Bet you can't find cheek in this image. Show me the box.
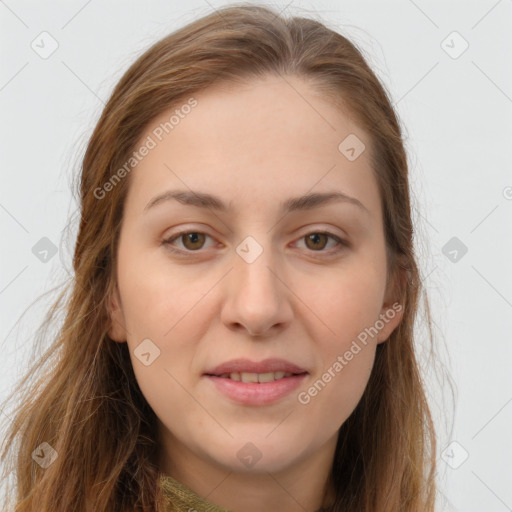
[294,263,384,419]
[305,259,386,344]
[117,245,210,338]
[120,274,205,432]
[115,254,206,412]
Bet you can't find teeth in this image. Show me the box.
[241,372,259,383]
[257,372,275,383]
[219,371,296,382]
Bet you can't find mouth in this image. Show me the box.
[205,371,308,382]
[203,358,309,405]
[204,357,309,378]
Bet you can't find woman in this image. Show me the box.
[0,3,438,511]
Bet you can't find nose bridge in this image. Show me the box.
[222,234,292,335]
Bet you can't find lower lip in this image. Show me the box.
[205,374,308,405]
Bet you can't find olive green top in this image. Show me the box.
[159,473,233,512]
[158,473,332,512]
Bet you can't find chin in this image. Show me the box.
[206,436,302,474]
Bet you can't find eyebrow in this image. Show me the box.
[143,189,369,215]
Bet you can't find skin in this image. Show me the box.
[108,74,404,512]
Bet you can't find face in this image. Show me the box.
[108,74,403,478]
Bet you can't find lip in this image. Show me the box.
[204,358,308,376]
[205,373,308,405]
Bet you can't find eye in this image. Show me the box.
[293,231,348,255]
[162,231,216,253]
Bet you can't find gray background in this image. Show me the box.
[1,1,511,510]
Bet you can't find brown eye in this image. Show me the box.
[163,231,215,254]
[304,233,329,251]
[294,231,347,257]
[180,232,206,250]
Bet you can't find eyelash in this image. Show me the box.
[161,229,349,258]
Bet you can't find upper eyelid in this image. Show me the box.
[163,222,348,239]
[166,231,217,248]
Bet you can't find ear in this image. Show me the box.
[375,262,408,344]
[107,283,127,343]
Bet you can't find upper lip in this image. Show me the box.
[204,358,308,376]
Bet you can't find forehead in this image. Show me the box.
[124,75,381,220]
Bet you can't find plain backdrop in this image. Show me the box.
[1,1,511,510]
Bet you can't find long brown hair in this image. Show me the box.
[1,3,440,510]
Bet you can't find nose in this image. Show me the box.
[220,243,293,338]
